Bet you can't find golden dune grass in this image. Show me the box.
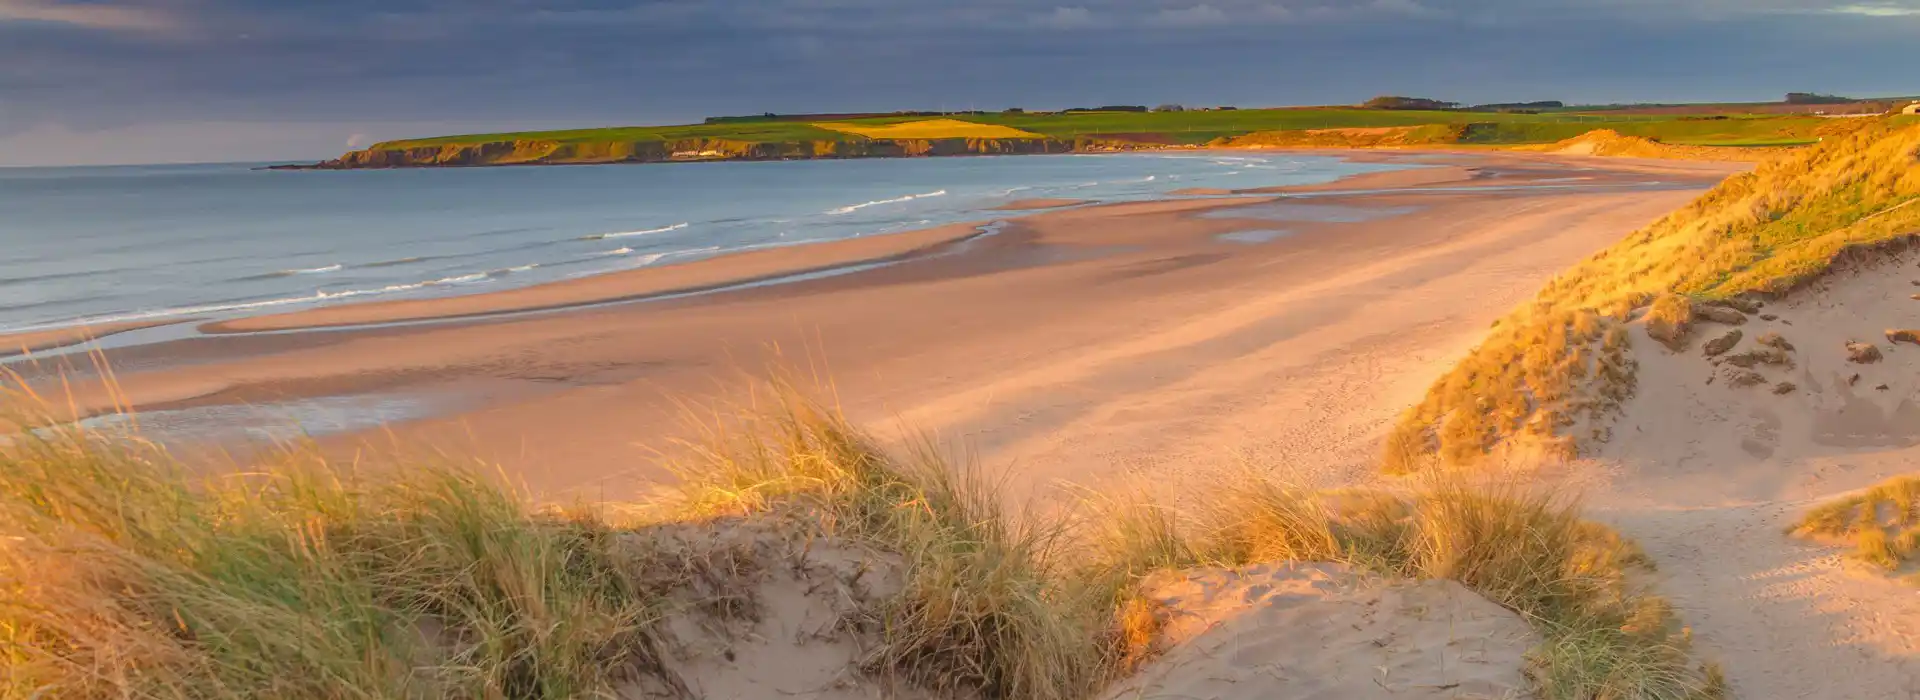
[811,119,1045,140]
[2,380,1723,699]
[1385,118,1920,472]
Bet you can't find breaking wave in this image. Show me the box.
[827,190,946,215]
[580,222,690,240]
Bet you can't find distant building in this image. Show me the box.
[1904,102,1920,115]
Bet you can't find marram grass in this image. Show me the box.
[3,385,1720,699]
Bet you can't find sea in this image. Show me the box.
[0,152,1404,338]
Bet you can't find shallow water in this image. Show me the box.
[1216,229,1292,244]
[0,153,1405,336]
[76,393,444,444]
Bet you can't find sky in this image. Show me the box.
[0,0,1916,166]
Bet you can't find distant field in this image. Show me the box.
[355,105,1863,160]
[812,118,1044,139]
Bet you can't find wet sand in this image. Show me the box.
[25,151,1747,501]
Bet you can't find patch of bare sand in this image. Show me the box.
[626,522,917,700]
[1107,562,1533,700]
[1585,252,1920,699]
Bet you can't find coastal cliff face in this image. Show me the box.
[288,136,1114,169]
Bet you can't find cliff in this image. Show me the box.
[280,136,1121,170]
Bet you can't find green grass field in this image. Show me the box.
[369,107,1841,151]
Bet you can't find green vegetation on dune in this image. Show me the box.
[1385,118,1920,471]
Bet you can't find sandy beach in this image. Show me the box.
[15,150,1742,501]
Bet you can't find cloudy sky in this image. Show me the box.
[1,0,1915,165]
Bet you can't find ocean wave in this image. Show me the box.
[0,268,111,288]
[594,247,635,257]
[827,190,946,215]
[363,256,432,268]
[485,263,540,278]
[580,222,690,241]
[664,245,721,259]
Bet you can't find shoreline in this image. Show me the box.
[199,157,1458,335]
[13,149,1397,350]
[197,220,1007,334]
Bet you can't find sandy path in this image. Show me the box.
[1573,254,1920,699]
[1608,503,1920,698]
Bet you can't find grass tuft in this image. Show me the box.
[664,384,1123,700]
[1791,475,1920,580]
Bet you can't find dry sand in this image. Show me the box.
[631,524,913,699]
[1105,562,1534,700]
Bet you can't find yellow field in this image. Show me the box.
[812,118,1045,139]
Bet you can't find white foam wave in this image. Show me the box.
[280,264,342,276]
[487,263,540,277]
[664,245,721,258]
[594,247,634,257]
[827,190,946,215]
[581,222,689,240]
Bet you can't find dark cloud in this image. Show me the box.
[0,0,1915,164]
